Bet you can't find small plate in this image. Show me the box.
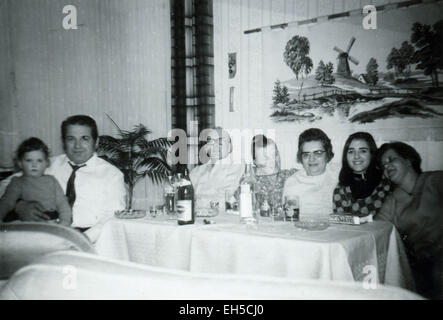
[294,219,329,231]
[115,210,146,219]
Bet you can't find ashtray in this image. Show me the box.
[195,201,219,217]
[115,209,146,219]
[294,219,330,231]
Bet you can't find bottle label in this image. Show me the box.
[165,194,175,212]
[177,200,192,221]
[178,180,192,187]
[240,193,253,218]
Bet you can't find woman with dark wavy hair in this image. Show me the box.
[376,142,443,300]
[333,132,391,216]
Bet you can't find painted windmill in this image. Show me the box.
[333,37,359,77]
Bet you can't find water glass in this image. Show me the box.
[225,190,239,214]
[284,195,300,222]
[149,205,165,218]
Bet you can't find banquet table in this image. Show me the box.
[93,213,415,290]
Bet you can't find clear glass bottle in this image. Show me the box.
[177,169,195,225]
[239,164,258,224]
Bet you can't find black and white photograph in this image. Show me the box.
[0,0,442,303]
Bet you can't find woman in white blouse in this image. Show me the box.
[282,128,339,219]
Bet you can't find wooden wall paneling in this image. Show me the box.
[360,0,374,9]
[270,0,286,25]
[249,0,264,29]
[344,0,362,11]
[1,0,171,206]
[318,0,335,17]
[308,0,319,19]
[248,31,263,131]
[262,0,272,27]
[284,0,296,23]
[229,0,243,130]
[373,0,391,5]
[333,0,345,14]
[241,0,251,131]
[295,0,309,21]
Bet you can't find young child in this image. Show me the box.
[0,137,72,226]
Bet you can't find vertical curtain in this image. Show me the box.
[171,0,215,167]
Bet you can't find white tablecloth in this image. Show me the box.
[93,214,415,290]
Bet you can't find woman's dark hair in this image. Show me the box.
[61,115,98,142]
[377,142,422,174]
[296,128,334,163]
[16,137,50,161]
[339,132,381,185]
[252,134,269,161]
[251,134,281,170]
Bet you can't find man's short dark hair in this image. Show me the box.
[16,137,50,161]
[61,115,98,142]
[297,128,334,163]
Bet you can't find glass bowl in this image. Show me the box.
[115,209,147,219]
[195,201,220,217]
[294,217,330,231]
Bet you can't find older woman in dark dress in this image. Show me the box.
[376,142,443,299]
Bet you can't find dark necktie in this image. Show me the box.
[66,163,86,207]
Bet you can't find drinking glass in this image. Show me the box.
[165,174,179,219]
[269,205,281,222]
[225,190,239,214]
[284,195,300,222]
[149,205,165,218]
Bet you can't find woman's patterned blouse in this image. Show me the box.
[332,178,392,216]
[254,168,298,209]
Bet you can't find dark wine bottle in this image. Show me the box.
[177,168,195,225]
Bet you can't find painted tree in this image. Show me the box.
[283,35,311,80]
[272,79,282,107]
[386,48,400,77]
[411,20,443,87]
[281,85,290,104]
[315,60,335,85]
[272,79,290,107]
[366,58,379,85]
[386,41,415,77]
[399,41,415,76]
[302,56,313,78]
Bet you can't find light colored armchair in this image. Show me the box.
[0,250,423,300]
[0,222,94,280]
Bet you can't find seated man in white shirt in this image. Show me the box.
[190,127,244,214]
[2,115,126,241]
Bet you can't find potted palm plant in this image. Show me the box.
[97,114,172,213]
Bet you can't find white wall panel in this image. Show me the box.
[0,0,171,207]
